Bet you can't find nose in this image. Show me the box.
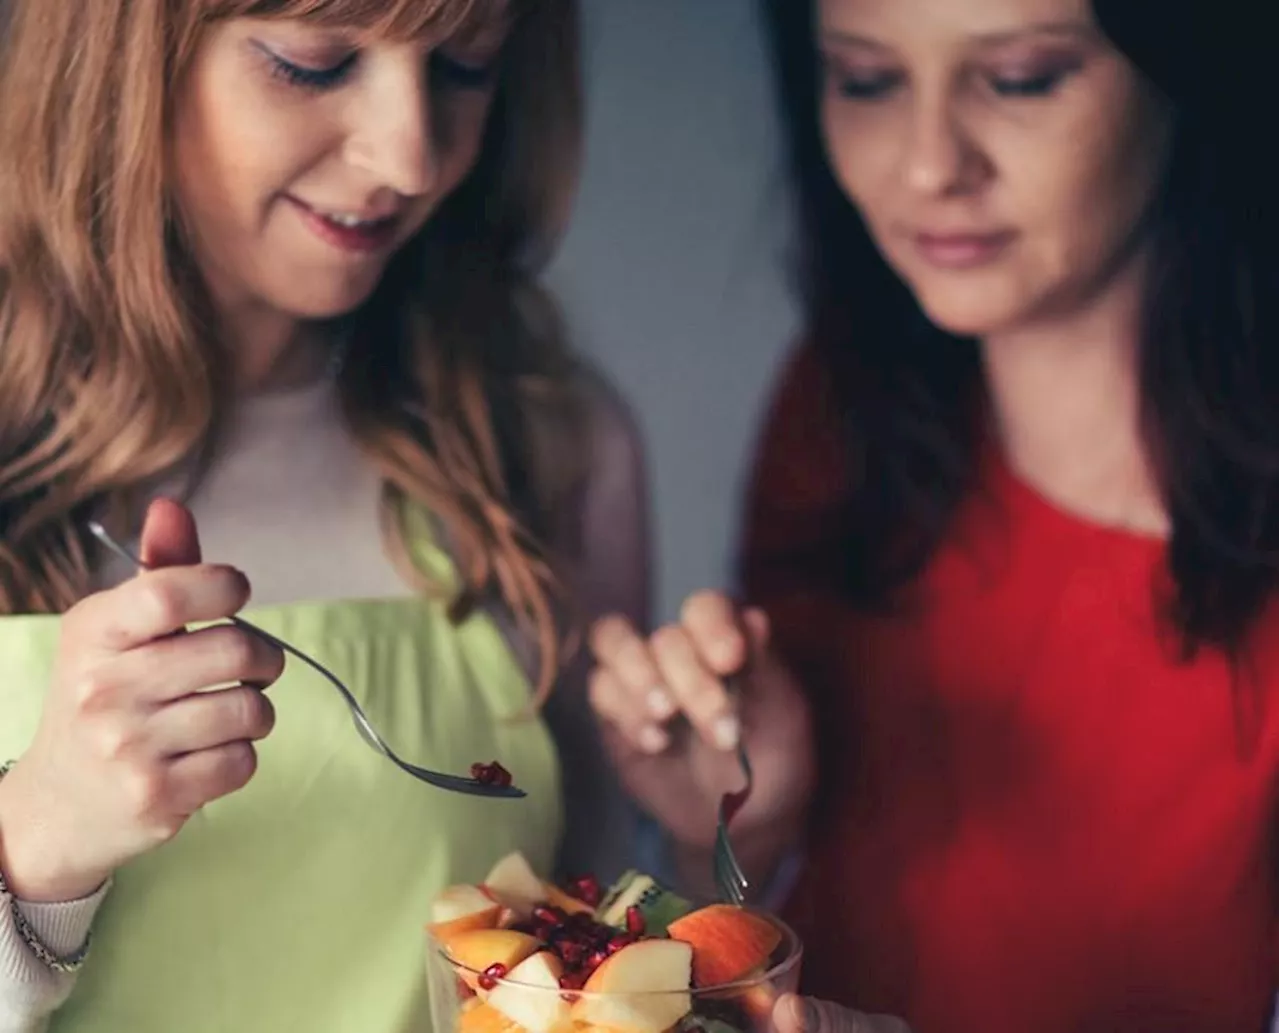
[344,62,438,198]
[899,94,980,198]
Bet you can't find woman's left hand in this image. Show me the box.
[774,994,914,1033]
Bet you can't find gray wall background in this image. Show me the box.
[548,0,800,622]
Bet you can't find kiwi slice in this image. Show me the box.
[596,870,692,935]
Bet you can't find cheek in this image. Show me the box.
[432,95,494,193]
[1021,107,1166,281]
[822,105,899,235]
[175,73,324,231]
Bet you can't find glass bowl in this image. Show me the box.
[426,909,802,1033]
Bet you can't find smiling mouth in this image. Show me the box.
[288,197,402,254]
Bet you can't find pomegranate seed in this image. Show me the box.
[625,906,646,935]
[470,762,489,780]
[568,874,602,906]
[533,905,564,926]
[606,934,633,955]
[477,962,508,991]
[585,949,608,970]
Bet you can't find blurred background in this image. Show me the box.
[547,0,799,621]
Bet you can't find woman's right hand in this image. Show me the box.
[0,499,283,903]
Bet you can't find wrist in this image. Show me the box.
[0,761,110,904]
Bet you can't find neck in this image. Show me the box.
[216,299,334,394]
[980,254,1167,536]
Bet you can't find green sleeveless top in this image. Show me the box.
[0,530,563,1032]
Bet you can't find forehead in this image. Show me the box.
[817,0,1095,45]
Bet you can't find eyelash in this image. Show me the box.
[266,50,497,93]
[831,69,1068,101]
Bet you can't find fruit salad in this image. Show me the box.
[424,852,801,1033]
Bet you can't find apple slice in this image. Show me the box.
[666,905,781,987]
[483,851,548,918]
[487,951,571,1033]
[445,930,541,994]
[571,939,692,1033]
[428,884,502,944]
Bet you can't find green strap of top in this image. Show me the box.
[0,528,563,1033]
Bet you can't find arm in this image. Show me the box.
[542,368,652,885]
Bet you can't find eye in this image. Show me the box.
[989,70,1067,98]
[265,50,358,91]
[826,69,903,101]
[430,51,498,91]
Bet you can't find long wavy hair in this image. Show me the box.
[758,0,1276,659]
[0,0,583,701]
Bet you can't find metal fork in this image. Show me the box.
[712,675,753,905]
[87,521,525,800]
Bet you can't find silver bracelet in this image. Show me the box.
[0,760,92,974]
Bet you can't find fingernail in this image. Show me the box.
[646,688,674,718]
[712,714,739,751]
[638,726,668,754]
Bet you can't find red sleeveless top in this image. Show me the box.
[740,345,1276,1033]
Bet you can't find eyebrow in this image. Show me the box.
[820,20,1094,51]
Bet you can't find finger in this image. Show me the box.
[115,623,285,703]
[680,591,749,675]
[773,995,912,1033]
[139,498,202,569]
[650,624,738,751]
[149,685,276,756]
[165,740,259,814]
[587,667,669,755]
[72,564,252,652]
[589,615,673,721]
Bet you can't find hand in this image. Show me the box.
[774,994,914,1033]
[587,591,814,872]
[0,499,284,902]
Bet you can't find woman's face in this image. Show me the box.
[170,11,506,324]
[816,0,1172,337]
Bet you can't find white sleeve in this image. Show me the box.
[0,886,108,1033]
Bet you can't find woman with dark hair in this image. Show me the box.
[588,1,1276,1031]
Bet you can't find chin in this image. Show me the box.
[269,277,384,322]
[907,280,1030,339]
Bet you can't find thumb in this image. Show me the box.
[772,994,913,1033]
[138,497,202,569]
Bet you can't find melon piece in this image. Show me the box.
[487,951,571,1033]
[571,939,692,1033]
[484,851,547,918]
[542,882,594,916]
[429,884,502,943]
[446,929,541,993]
[666,906,782,988]
[457,1002,523,1033]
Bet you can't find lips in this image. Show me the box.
[287,196,401,255]
[910,229,1016,269]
